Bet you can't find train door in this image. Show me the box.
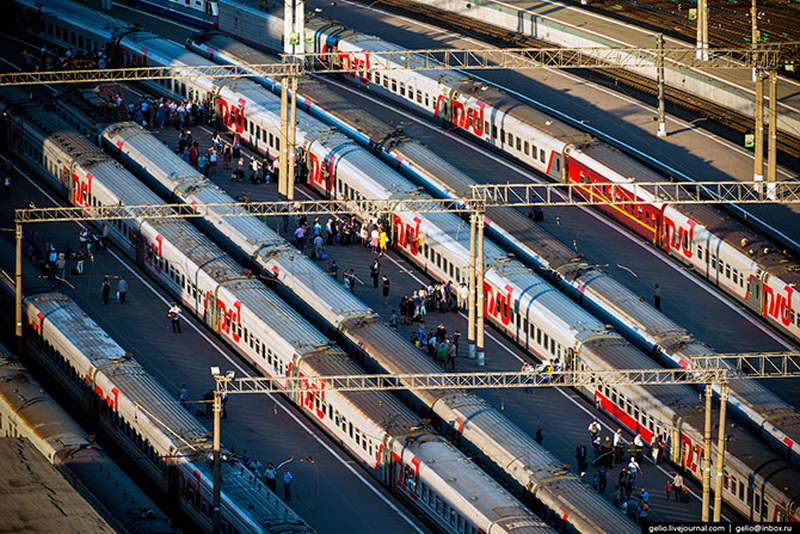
[204,290,219,332]
[744,271,763,313]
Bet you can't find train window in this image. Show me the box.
[763,498,770,518]
[507,132,514,146]
[391,79,397,93]
[442,257,448,273]
[524,141,530,156]
[373,72,380,84]
[725,264,731,279]
[540,148,545,163]
[425,95,430,108]
[710,256,717,270]
[732,270,738,284]
[492,124,498,139]
[536,328,542,346]
[738,481,745,499]
[455,267,460,282]
[399,82,406,97]
[416,89,422,103]
[754,493,761,513]
[349,421,353,438]
[516,137,522,151]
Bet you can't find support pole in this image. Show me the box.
[286,73,298,201]
[713,383,728,522]
[702,383,712,522]
[467,213,476,359]
[696,0,708,60]
[766,68,778,200]
[212,387,222,534]
[751,0,759,81]
[753,70,764,193]
[656,33,667,137]
[279,73,290,198]
[475,213,485,367]
[15,222,23,348]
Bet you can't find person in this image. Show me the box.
[327,259,338,280]
[588,418,601,440]
[651,434,664,464]
[381,275,390,305]
[312,233,324,259]
[575,442,588,476]
[282,467,293,502]
[627,457,641,489]
[220,391,228,419]
[168,302,182,333]
[446,342,456,371]
[55,252,66,278]
[179,384,188,407]
[597,465,608,494]
[653,284,662,311]
[250,457,263,478]
[613,428,625,466]
[294,225,306,252]
[452,331,461,355]
[534,426,543,445]
[101,277,111,305]
[370,258,380,288]
[389,309,399,330]
[633,432,646,463]
[378,228,387,256]
[241,449,251,467]
[457,283,468,310]
[100,223,109,249]
[672,472,684,502]
[264,463,277,493]
[117,276,128,304]
[436,341,448,369]
[636,499,649,526]
[347,269,356,294]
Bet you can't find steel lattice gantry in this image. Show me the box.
[13,180,800,226]
[0,45,797,86]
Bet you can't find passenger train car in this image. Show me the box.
[129,0,218,28]
[185,32,800,464]
[0,342,174,533]
[1,94,558,534]
[10,0,800,523]
[216,0,800,345]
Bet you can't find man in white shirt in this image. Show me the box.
[168,303,182,333]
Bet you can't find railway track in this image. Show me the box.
[348,0,800,159]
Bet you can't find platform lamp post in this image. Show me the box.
[210,367,235,534]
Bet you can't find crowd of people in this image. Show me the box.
[577,417,686,526]
[22,44,110,73]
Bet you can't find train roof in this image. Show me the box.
[0,438,116,533]
[25,293,212,454]
[14,0,131,41]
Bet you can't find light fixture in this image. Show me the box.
[225,370,235,379]
[210,366,220,376]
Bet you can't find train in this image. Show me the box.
[215,0,800,346]
[1,93,560,534]
[128,0,218,28]
[0,341,174,533]
[184,32,800,464]
[9,0,800,524]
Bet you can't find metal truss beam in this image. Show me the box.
[14,197,480,223]
[1,45,797,86]
[471,180,800,206]
[214,367,729,394]
[691,351,800,377]
[14,180,799,223]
